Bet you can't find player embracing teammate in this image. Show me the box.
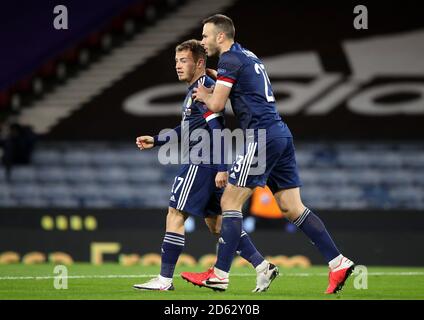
[134,39,278,293]
[180,14,355,294]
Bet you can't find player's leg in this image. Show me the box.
[181,184,252,291]
[274,187,354,293]
[204,214,221,236]
[134,164,195,291]
[234,225,279,293]
[161,207,188,279]
[204,212,278,292]
[133,207,187,291]
[270,137,354,293]
[182,184,253,290]
[181,140,279,291]
[274,187,341,262]
[214,183,252,278]
[183,165,254,279]
[159,164,206,283]
[205,213,266,268]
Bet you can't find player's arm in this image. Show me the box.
[193,53,240,113]
[153,125,181,146]
[203,109,228,188]
[193,83,230,113]
[136,125,181,150]
[204,111,227,172]
[136,136,154,150]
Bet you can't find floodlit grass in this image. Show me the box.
[1,264,423,300]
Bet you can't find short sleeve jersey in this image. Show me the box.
[216,43,292,138]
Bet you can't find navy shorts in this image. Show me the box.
[228,136,302,193]
[169,164,223,217]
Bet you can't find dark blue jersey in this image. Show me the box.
[217,43,292,138]
[154,75,226,171]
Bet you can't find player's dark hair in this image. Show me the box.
[175,39,207,63]
[202,14,235,39]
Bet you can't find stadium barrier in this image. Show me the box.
[0,209,423,266]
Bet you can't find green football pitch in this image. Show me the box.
[0,264,423,300]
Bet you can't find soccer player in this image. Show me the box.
[181,15,355,294]
[133,39,278,292]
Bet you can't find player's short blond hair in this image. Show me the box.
[175,39,207,63]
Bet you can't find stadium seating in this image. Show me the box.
[0,142,423,209]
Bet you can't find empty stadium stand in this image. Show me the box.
[1,142,422,210]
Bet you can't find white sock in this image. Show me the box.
[214,267,229,279]
[255,260,269,273]
[158,274,173,283]
[328,254,344,270]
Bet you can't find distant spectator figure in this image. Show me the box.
[0,122,37,181]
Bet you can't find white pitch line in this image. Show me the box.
[1,272,424,281]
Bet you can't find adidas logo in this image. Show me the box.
[230,172,236,179]
[170,195,176,202]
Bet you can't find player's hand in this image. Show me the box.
[136,136,154,150]
[215,171,228,189]
[192,83,212,103]
[206,68,217,80]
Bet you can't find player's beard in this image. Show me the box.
[207,43,219,57]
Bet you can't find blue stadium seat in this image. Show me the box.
[411,171,424,186]
[401,152,424,168]
[338,199,369,209]
[143,197,170,208]
[103,184,138,199]
[83,198,114,208]
[315,169,350,186]
[118,150,157,166]
[328,186,363,201]
[10,166,37,182]
[295,150,314,168]
[301,186,330,202]
[380,170,414,186]
[33,150,62,166]
[389,187,422,202]
[10,183,41,199]
[345,169,383,186]
[65,167,97,183]
[50,197,81,208]
[37,167,67,183]
[96,167,129,184]
[337,151,370,168]
[367,152,403,168]
[18,197,50,208]
[63,151,92,166]
[39,184,73,200]
[0,185,12,203]
[99,184,139,207]
[127,167,163,183]
[71,183,104,200]
[312,149,339,168]
[0,168,6,182]
[0,198,20,207]
[91,151,122,166]
[299,170,321,185]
